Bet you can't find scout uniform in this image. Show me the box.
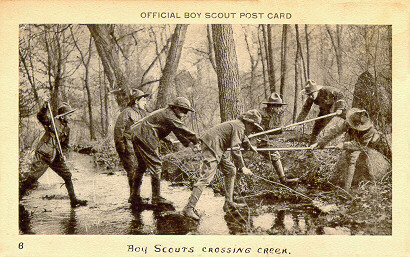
[19,102,87,208]
[315,108,391,191]
[129,97,199,206]
[297,80,345,144]
[258,93,297,183]
[114,89,149,202]
[182,109,263,220]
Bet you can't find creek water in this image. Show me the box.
[19,152,339,235]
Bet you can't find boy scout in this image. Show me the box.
[311,108,391,191]
[297,80,345,144]
[259,93,298,184]
[19,102,87,208]
[129,97,199,206]
[114,88,150,203]
[182,109,263,220]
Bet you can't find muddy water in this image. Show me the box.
[19,152,332,235]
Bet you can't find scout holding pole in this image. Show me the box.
[249,111,340,139]
[46,101,65,162]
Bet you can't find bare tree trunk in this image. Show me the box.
[85,39,95,140]
[243,26,258,108]
[280,24,288,99]
[295,25,307,82]
[156,24,188,109]
[326,25,343,83]
[266,24,276,93]
[206,25,217,72]
[71,28,96,140]
[99,64,105,137]
[305,24,310,79]
[212,24,242,122]
[88,24,130,109]
[293,25,301,122]
[19,50,40,108]
[258,25,269,99]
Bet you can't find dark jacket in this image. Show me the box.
[297,86,344,122]
[317,121,391,160]
[36,104,70,161]
[114,106,147,140]
[130,107,199,150]
[200,120,247,169]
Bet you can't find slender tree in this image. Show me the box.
[279,24,288,99]
[71,28,95,140]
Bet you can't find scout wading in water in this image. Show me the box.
[129,97,200,207]
[182,109,263,221]
[114,88,150,203]
[19,102,87,208]
[297,80,345,144]
[311,108,392,191]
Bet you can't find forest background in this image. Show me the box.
[18,24,392,152]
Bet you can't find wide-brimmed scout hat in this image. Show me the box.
[169,97,195,112]
[346,108,373,131]
[57,103,76,118]
[239,109,263,131]
[262,92,287,105]
[301,80,322,95]
[128,88,150,106]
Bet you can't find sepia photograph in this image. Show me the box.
[18,24,392,235]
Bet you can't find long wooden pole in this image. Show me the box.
[254,146,340,151]
[47,102,65,161]
[249,111,338,139]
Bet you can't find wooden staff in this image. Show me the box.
[46,102,65,161]
[249,111,339,139]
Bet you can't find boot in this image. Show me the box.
[129,171,145,204]
[273,160,299,184]
[151,172,173,206]
[65,179,87,208]
[182,186,203,220]
[344,164,356,192]
[223,175,246,212]
[19,176,37,200]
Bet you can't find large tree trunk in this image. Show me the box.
[280,24,288,99]
[156,24,188,109]
[88,24,130,109]
[212,24,242,122]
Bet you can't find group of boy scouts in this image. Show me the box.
[19,79,391,221]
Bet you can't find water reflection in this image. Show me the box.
[61,209,77,234]
[224,208,251,235]
[129,208,144,235]
[251,208,317,235]
[19,204,34,234]
[155,211,198,235]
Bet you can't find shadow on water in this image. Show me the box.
[19,151,328,235]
